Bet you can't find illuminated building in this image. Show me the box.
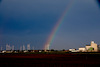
[79,47,86,52]
[85,41,98,52]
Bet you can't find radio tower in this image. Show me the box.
[12,45,14,50]
[1,46,2,51]
[6,44,11,50]
[23,45,25,50]
[20,46,22,51]
[27,44,30,50]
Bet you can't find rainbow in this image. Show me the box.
[44,0,74,50]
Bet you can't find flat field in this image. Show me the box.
[0,53,100,67]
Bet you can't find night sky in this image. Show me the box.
[0,0,100,50]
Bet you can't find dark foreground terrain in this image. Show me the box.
[0,53,100,67]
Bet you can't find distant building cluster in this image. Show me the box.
[0,44,34,53]
[0,44,32,53]
[69,41,99,52]
[6,44,14,51]
[0,41,100,53]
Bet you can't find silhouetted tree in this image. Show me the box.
[62,49,65,51]
[88,47,94,52]
[51,49,54,51]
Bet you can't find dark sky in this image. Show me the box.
[96,0,100,8]
[0,0,2,2]
[0,0,100,50]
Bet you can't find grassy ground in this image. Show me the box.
[0,52,100,67]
